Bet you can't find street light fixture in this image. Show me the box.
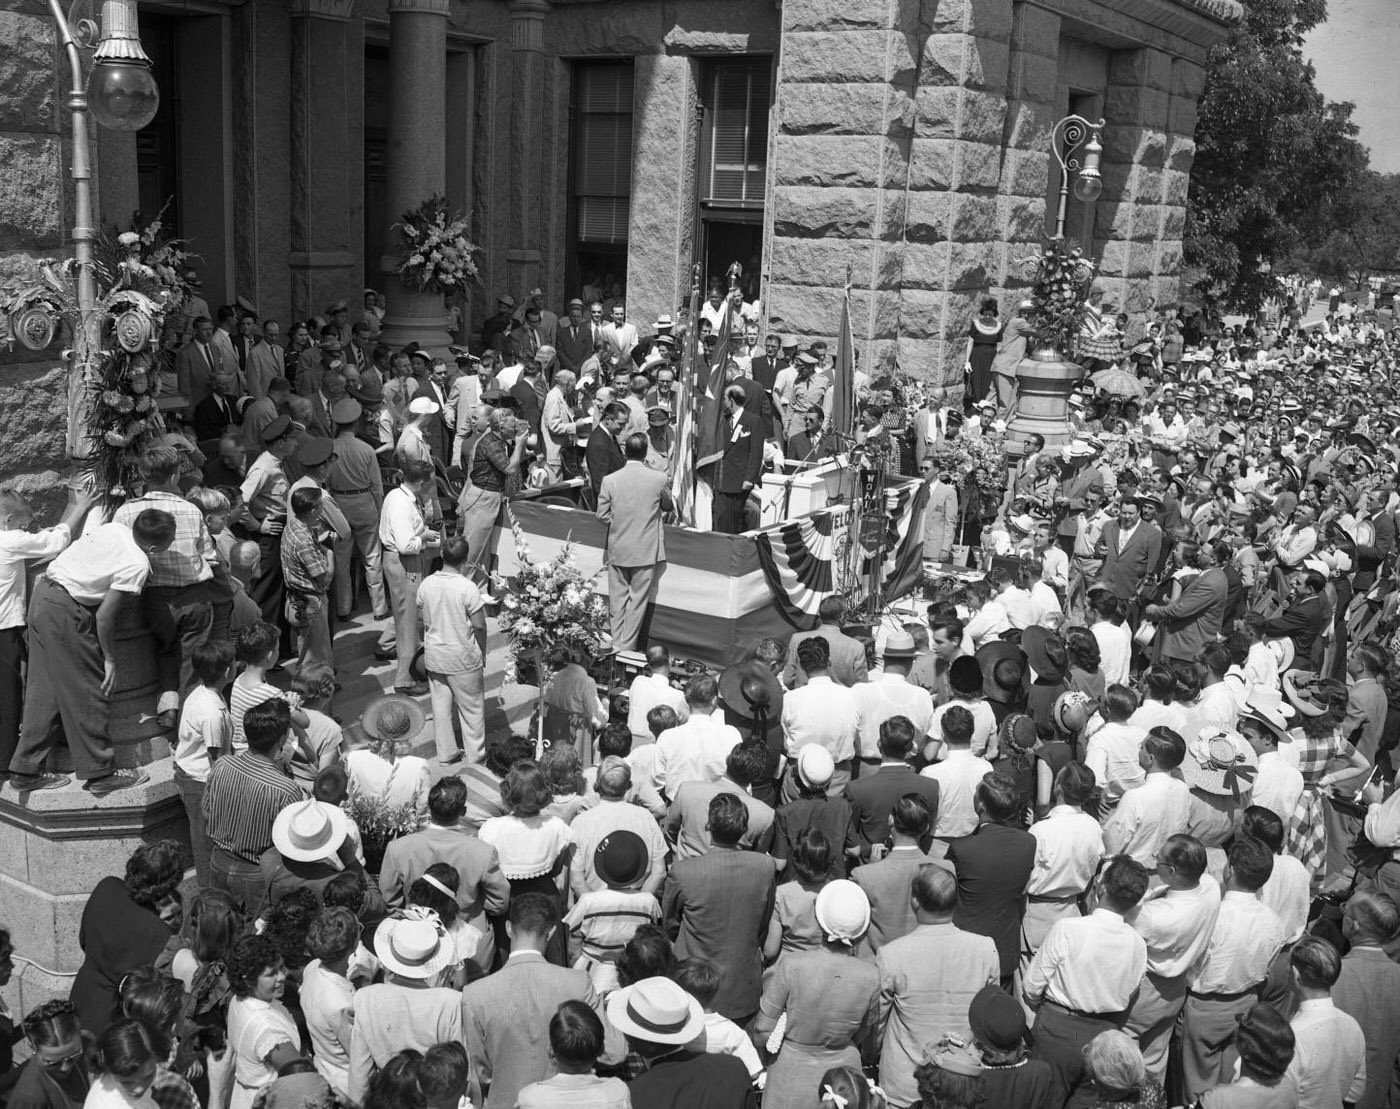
[43,0,159,455]
[1050,114,1105,239]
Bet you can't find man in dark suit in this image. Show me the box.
[1262,567,1330,669]
[709,384,764,534]
[845,717,940,860]
[508,358,547,441]
[461,894,620,1109]
[554,298,596,375]
[1096,497,1163,603]
[411,358,452,460]
[509,306,547,366]
[585,402,628,503]
[946,773,1036,986]
[230,312,257,377]
[662,793,776,1022]
[598,433,674,652]
[192,366,243,442]
[1352,500,1397,591]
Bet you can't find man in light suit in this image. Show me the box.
[446,354,483,468]
[709,385,764,535]
[175,316,233,417]
[461,893,620,1109]
[541,369,585,482]
[852,793,945,956]
[554,298,596,375]
[923,466,960,563]
[378,777,509,972]
[245,320,283,401]
[600,302,639,366]
[598,433,674,652]
[780,594,870,688]
[912,386,951,471]
[1096,497,1163,603]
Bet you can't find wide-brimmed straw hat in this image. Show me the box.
[374,909,455,980]
[271,798,349,863]
[1183,728,1258,798]
[607,977,706,1045]
[361,693,427,746]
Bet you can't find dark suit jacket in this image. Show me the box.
[712,410,765,494]
[411,379,452,459]
[585,426,625,499]
[626,1053,756,1109]
[662,846,775,1019]
[508,378,545,440]
[555,320,597,373]
[192,392,240,442]
[1263,592,1329,665]
[846,764,940,857]
[946,820,1036,980]
[1097,520,1163,601]
[749,354,780,393]
[730,376,767,422]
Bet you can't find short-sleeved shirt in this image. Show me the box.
[174,685,231,782]
[47,522,150,604]
[0,523,70,629]
[468,430,513,492]
[416,570,485,674]
[112,491,215,587]
[281,515,329,595]
[240,452,289,522]
[230,677,286,751]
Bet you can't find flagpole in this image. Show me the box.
[669,263,704,525]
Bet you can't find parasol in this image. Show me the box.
[1090,367,1147,399]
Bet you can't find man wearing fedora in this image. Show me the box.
[609,976,754,1108]
[262,796,362,907]
[850,631,935,771]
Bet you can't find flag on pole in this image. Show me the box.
[695,268,742,471]
[830,270,856,439]
[669,265,704,526]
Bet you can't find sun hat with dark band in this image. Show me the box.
[272,798,350,863]
[606,976,706,1045]
[373,909,454,980]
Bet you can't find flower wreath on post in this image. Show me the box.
[392,195,482,295]
[491,508,610,756]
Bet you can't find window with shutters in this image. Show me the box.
[701,58,771,209]
[568,60,634,297]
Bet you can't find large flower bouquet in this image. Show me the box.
[0,209,193,502]
[1018,238,1096,355]
[491,510,610,682]
[932,431,1009,520]
[393,195,481,294]
[343,785,422,874]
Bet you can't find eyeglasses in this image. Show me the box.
[39,1047,85,1070]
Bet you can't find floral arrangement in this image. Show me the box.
[1018,238,1096,355]
[393,195,481,294]
[343,785,422,874]
[491,509,610,683]
[931,431,1009,527]
[0,209,194,502]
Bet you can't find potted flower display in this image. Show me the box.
[1005,238,1095,451]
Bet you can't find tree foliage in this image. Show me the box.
[1292,171,1400,282]
[1183,0,1369,311]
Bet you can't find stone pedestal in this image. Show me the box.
[378,0,452,353]
[1006,348,1080,450]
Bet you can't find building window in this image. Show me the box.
[702,58,770,208]
[568,60,634,298]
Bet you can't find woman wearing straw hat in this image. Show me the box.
[346,694,431,825]
[752,880,880,1109]
[346,909,463,1105]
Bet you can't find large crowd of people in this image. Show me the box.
[0,274,1398,1109]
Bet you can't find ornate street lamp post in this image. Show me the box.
[45,0,160,456]
[1050,115,1104,240]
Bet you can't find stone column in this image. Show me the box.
[289,0,358,321]
[505,0,549,301]
[378,0,451,352]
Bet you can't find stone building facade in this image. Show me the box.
[0,0,1239,498]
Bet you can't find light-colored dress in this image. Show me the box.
[346,748,431,821]
[226,995,302,1109]
[758,949,881,1109]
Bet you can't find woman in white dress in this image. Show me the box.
[224,936,303,1109]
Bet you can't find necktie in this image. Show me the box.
[202,343,215,374]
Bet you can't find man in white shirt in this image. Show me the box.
[1088,591,1131,688]
[1023,856,1150,1108]
[1242,806,1310,944]
[1189,642,1239,738]
[920,706,993,838]
[1023,763,1105,978]
[415,537,486,765]
[780,636,861,797]
[1125,834,1222,1081]
[378,459,439,696]
[0,487,94,777]
[653,674,742,801]
[9,511,176,796]
[600,303,639,365]
[1239,704,1304,824]
[1102,728,1192,867]
[1083,685,1148,811]
[625,645,688,746]
[1180,837,1287,1103]
[850,632,934,768]
[1286,935,1367,1109]
[1127,665,1192,734]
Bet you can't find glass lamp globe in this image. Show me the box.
[1074,173,1103,203]
[87,60,160,131]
